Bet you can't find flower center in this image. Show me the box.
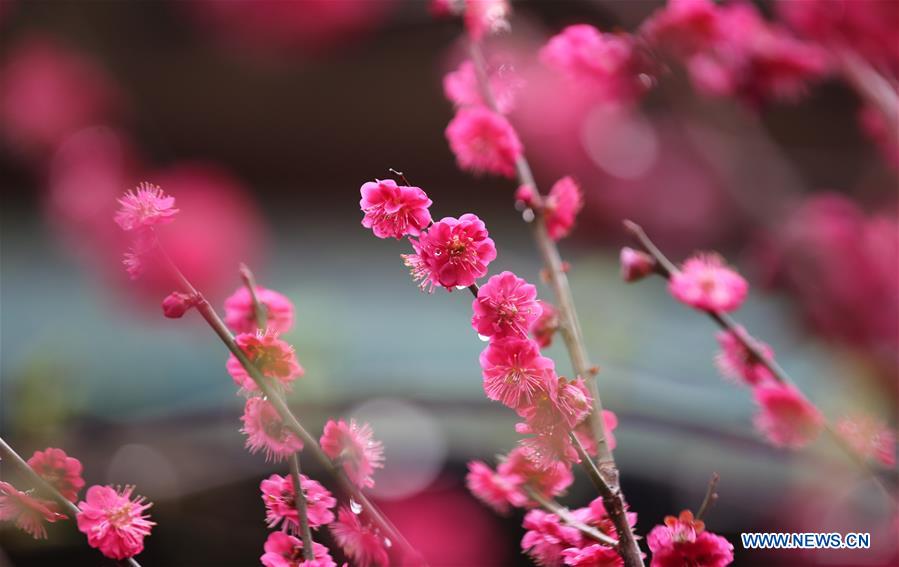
[107,503,133,528]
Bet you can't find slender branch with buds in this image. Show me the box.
[695,473,720,521]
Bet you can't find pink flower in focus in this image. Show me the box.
[714,328,775,386]
[752,384,824,449]
[836,416,896,467]
[562,543,622,566]
[75,485,154,560]
[114,182,179,232]
[498,447,574,503]
[669,253,748,312]
[479,337,555,410]
[641,0,723,57]
[443,59,519,114]
[27,447,85,502]
[620,247,655,283]
[540,25,651,105]
[465,460,527,514]
[241,396,304,462]
[532,300,559,348]
[260,473,336,531]
[226,331,304,392]
[544,176,584,241]
[0,481,66,539]
[472,271,542,340]
[224,285,295,334]
[161,291,199,319]
[405,213,497,291]
[446,106,523,177]
[320,419,384,489]
[464,0,511,40]
[359,179,433,239]
[647,510,734,567]
[261,531,336,567]
[521,509,583,567]
[330,506,390,567]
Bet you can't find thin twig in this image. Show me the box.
[0,437,143,567]
[239,263,268,329]
[524,486,619,548]
[289,453,315,560]
[695,473,719,521]
[468,39,618,490]
[623,219,897,506]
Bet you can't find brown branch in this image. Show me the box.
[289,453,315,560]
[695,473,719,521]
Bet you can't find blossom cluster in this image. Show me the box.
[0,447,155,561]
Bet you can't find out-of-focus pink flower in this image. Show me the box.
[574,409,620,457]
[540,25,651,105]
[836,416,896,467]
[479,337,554,410]
[544,176,583,241]
[858,105,899,170]
[226,331,303,392]
[777,0,899,75]
[330,506,389,567]
[76,485,154,560]
[562,543,621,566]
[261,531,336,567]
[224,285,295,334]
[755,194,898,370]
[465,460,527,514]
[0,481,66,539]
[320,419,384,489]
[404,214,497,291]
[520,376,592,431]
[531,300,559,348]
[114,182,179,232]
[446,106,523,177]
[683,3,829,104]
[241,396,303,462]
[464,0,511,40]
[27,448,85,502]
[260,473,336,530]
[641,0,723,57]
[620,247,655,283]
[443,59,519,114]
[521,509,583,567]
[0,36,120,160]
[498,447,573,503]
[752,384,824,449]
[714,328,775,387]
[161,291,199,319]
[359,179,433,240]
[472,271,541,340]
[647,510,734,567]
[669,253,748,313]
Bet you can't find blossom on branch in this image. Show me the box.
[226,331,304,392]
[669,253,748,313]
[241,396,304,462]
[647,510,733,567]
[404,213,497,291]
[359,179,433,240]
[479,336,555,410]
[76,485,154,560]
[260,473,336,531]
[752,383,823,449]
[224,285,295,334]
[446,106,522,178]
[27,447,85,502]
[330,506,390,567]
[472,271,542,340]
[261,531,336,567]
[320,419,384,489]
[0,481,66,539]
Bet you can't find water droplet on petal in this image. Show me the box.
[455,285,468,290]
[384,537,392,548]
[522,209,535,222]
[349,498,363,514]
[477,333,490,342]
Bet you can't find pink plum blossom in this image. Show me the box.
[443,59,519,114]
[521,509,583,567]
[498,447,573,503]
[226,331,304,392]
[76,485,154,560]
[465,460,527,514]
[669,253,748,313]
[224,285,295,334]
[320,419,384,489]
[464,0,511,40]
[479,337,555,410]
[619,247,655,283]
[836,416,896,467]
[27,447,85,502]
[752,384,824,449]
[445,106,523,177]
[330,506,390,567]
[404,213,497,291]
[641,0,723,57]
[114,182,179,232]
[0,481,66,539]
[574,409,620,457]
[543,176,584,241]
[260,473,336,531]
[562,543,621,566]
[714,328,775,386]
[532,300,559,348]
[472,271,542,340]
[647,510,734,567]
[359,179,433,239]
[261,531,336,567]
[241,396,304,462]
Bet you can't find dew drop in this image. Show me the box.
[350,498,363,514]
[477,333,490,342]
[522,209,535,222]
[455,285,468,290]
[384,537,392,548]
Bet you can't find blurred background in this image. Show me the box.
[0,1,896,566]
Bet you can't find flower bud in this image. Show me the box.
[162,292,197,319]
[620,247,655,282]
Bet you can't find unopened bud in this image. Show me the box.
[162,292,199,319]
[620,247,655,282]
